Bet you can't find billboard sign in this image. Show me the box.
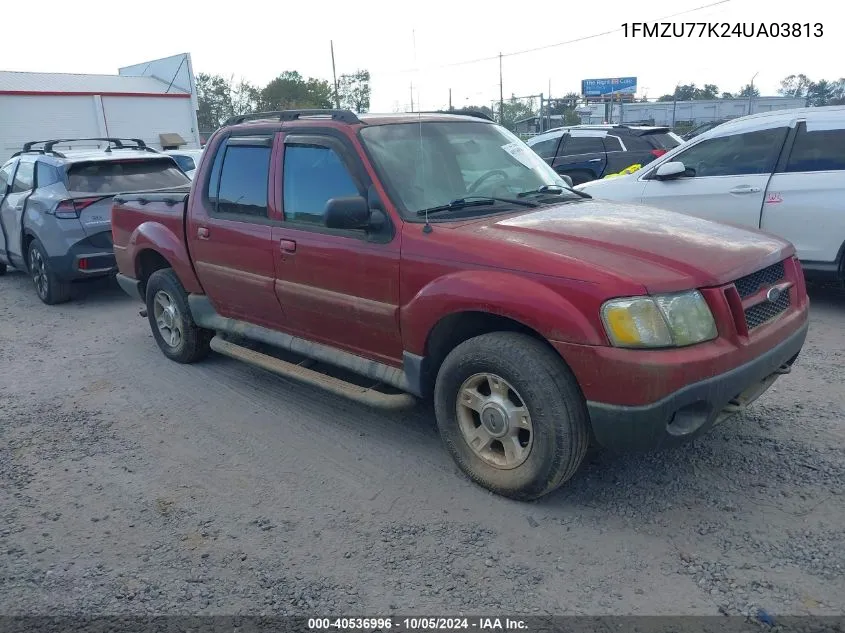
[581,77,638,98]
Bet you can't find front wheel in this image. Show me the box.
[433,332,590,500]
[145,269,212,364]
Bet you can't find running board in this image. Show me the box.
[209,336,417,410]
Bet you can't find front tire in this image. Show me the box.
[434,332,590,500]
[28,239,71,305]
[145,269,211,364]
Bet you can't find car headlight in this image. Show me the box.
[601,290,717,348]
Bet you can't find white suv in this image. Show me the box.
[576,106,845,282]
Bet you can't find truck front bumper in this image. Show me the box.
[585,320,808,452]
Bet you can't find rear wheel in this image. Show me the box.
[433,332,590,500]
[145,269,212,364]
[0,262,6,276]
[28,239,71,305]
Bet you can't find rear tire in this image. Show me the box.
[145,269,212,364]
[28,239,71,305]
[0,262,7,276]
[433,332,590,500]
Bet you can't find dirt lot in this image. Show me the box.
[1,269,843,617]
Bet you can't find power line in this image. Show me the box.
[381,0,731,76]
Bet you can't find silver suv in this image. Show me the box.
[0,138,190,304]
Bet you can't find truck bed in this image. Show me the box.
[111,187,192,280]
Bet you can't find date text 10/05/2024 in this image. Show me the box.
[307,617,529,631]
[622,22,823,37]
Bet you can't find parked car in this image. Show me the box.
[111,109,808,500]
[682,119,730,141]
[164,149,205,179]
[0,137,190,303]
[526,124,683,185]
[576,106,845,283]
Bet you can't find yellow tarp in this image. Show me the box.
[603,164,642,178]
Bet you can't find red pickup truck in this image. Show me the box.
[112,109,809,500]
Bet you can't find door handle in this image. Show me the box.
[587,158,602,163]
[280,239,296,253]
[729,186,761,194]
[14,205,24,211]
[197,226,209,239]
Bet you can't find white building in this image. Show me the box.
[0,53,201,162]
[578,96,807,126]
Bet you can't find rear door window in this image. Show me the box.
[561,136,605,155]
[212,143,272,217]
[12,162,34,192]
[0,162,15,192]
[67,159,190,193]
[785,122,845,172]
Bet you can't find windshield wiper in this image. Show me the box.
[517,184,592,199]
[416,195,538,216]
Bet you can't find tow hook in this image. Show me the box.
[774,363,792,375]
[139,308,148,318]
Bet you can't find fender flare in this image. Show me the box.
[128,221,203,294]
[400,269,605,356]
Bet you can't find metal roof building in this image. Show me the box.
[0,54,201,162]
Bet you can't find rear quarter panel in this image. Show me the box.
[112,194,203,294]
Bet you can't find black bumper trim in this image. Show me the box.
[586,320,809,452]
[116,274,144,302]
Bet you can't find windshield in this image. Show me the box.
[360,120,577,217]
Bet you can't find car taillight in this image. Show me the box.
[650,149,668,158]
[54,197,101,219]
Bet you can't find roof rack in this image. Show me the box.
[426,109,494,122]
[224,109,361,126]
[14,137,156,158]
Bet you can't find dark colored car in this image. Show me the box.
[110,109,808,501]
[682,119,731,140]
[526,124,684,185]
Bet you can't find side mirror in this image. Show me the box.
[654,161,686,180]
[324,196,370,230]
[559,174,574,188]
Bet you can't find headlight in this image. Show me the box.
[601,290,717,348]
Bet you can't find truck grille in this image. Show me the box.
[731,260,790,331]
[734,261,785,299]
[744,291,791,329]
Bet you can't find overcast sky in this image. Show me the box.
[4,0,840,112]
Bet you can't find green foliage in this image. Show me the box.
[337,70,371,113]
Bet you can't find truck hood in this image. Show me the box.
[456,199,793,293]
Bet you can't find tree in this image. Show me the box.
[258,71,334,111]
[778,74,813,99]
[196,73,233,131]
[720,91,734,99]
[736,84,760,98]
[498,95,536,131]
[337,70,371,113]
[458,105,495,119]
[656,83,721,102]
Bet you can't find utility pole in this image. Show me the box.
[671,82,680,129]
[548,78,552,130]
[748,71,759,115]
[410,82,414,113]
[330,40,340,109]
[498,52,504,125]
[448,88,452,111]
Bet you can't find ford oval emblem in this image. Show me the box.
[766,287,782,303]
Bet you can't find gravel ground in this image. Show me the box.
[1,270,843,617]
